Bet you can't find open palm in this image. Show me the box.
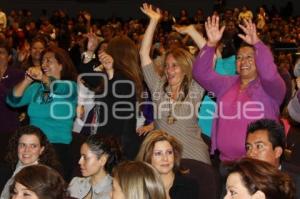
[238,19,260,45]
[140,3,161,22]
[205,16,225,46]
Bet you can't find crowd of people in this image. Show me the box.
[0,2,299,199]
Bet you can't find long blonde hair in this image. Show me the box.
[113,161,166,199]
[163,48,194,101]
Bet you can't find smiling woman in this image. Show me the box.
[224,158,295,199]
[139,3,210,164]
[6,46,78,180]
[1,125,60,199]
[192,16,286,162]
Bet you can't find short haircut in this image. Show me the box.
[246,119,286,150]
[10,164,68,199]
[226,158,295,199]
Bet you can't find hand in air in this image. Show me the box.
[205,15,225,47]
[238,19,260,45]
[140,3,162,22]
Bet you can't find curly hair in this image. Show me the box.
[84,134,123,174]
[226,158,295,199]
[10,164,68,199]
[5,125,61,172]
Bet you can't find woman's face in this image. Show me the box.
[41,52,62,79]
[165,54,185,89]
[78,143,103,177]
[30,41,45,62]
[111,178,125,199]
[11,182,39,199]
[224,172,252,199]
[151,140,175,175]
[18,134,44,165]
[236,47,257,81]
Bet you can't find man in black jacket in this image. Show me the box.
[245,119,300,199]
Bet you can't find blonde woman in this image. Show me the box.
[111,161,166,199]
[139,3,210,164]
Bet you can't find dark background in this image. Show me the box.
[0,0,299,19]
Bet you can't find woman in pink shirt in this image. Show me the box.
[193,16,286,162]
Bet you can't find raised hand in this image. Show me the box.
[86,32,99,52]
[82,11,92,22]
[174,24,206,49]
[205,15,225,47]
[17,41,30,62]
[98,51,113,70]
[238,19,260,45]
[140,3,161,22]
[173,25,195,35]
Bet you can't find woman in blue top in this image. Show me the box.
[6,46,77,180]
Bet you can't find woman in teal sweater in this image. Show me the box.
[6,46,77,180]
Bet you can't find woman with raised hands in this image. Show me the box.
[80,35,144,160]
[139,3,210,164]
[192,16,286,162]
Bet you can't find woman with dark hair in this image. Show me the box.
[17,36,47,71]
[1,125,60,199]
[139,3,210,164]
[80,35,144,159]
[68,134,122,199]
[193,16,285,162]
[10,164,68,199]
[224,158,295,199]
[16,36,47,125]
[6,46,78,180]
[136,130,199,199]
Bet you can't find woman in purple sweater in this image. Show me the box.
[193,16,286,162]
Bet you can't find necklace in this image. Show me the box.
[167,91,177,125]
[167,98,176,124]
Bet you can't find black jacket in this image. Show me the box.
[170,173,199,199]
